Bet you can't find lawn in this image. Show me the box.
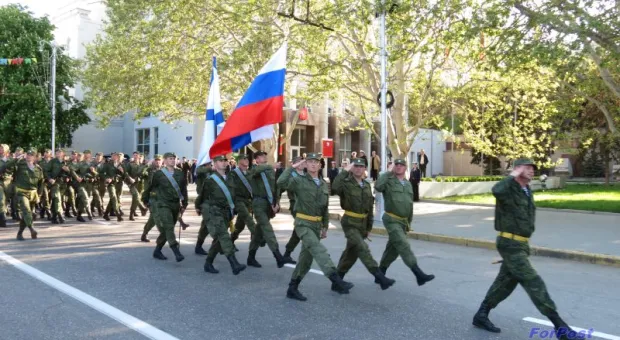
[433,184,620,213]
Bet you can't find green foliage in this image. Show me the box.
[420,175,505,182]
[0,5,90,150]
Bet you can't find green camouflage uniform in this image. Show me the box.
[48,155,71,223]
[276,165,304,263]
[196,155,246,275]
[248,157,288,267]
[194,164,212,254]
[281,153,356,301]
[101,156,125,221]
[140,156,162,242]
[141,152,188,262]
[473,159,575,338]
[375,159,434,286]
[127,159,148,219]
[37,156,52,218]
[1,152,44,239]
[0,156,13,225]
[229,160,257,250]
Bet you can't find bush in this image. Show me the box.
[420,176,505,182]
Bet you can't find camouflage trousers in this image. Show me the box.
[483,237,558,317]
[291,219,337,281]
[336,216,378,275]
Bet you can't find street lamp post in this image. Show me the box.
[375,0,389,223]
[39,40,58,154]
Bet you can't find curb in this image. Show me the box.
[421,199,620,216]
[281,207,620,269]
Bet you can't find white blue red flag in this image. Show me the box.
[197,57,224,166]
[209,42,286,158]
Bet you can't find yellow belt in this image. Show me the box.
[16,187,37,193]
[498,232,529,243]
[385,211,408,222]
[296,213,322,222]
[344,210,367,219]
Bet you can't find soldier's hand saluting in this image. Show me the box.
[292,159,305,169]
[510,165,524,178]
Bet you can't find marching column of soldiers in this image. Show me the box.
[0,144,578,340]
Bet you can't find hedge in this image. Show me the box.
[420,176,505,183]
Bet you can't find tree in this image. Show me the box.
[84,0,497,160]
[0,5,90,150]
[460,64,561,170]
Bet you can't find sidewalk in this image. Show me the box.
[152,184,620,267]
[278,194,620,267]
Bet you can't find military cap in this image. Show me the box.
[153,154,163,160]
[95,152,103,156]
[71,150,77,155]
[305,152,322,161]
[44,149,52,154]
[513,158,537,170]
[213,155,227,162]
[292,156,303,163]
[254,150,267,157]
[163,152,177,159]
[15,147,24,152]
[236,153,249,161]
[26,148,37,155]
[56,148,65,153]
[83,149,92,154]
[133,151,140,154]
[393,159,407,166]
[351,158,367,167]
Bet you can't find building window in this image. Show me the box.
[153,127,159,156]
[290,126,306,160]
[136,128,150,158]
[339,131,351,162]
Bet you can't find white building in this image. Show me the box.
[50,0,202,159]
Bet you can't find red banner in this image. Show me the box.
[322,139,333,158]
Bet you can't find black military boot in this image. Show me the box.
[139,206,147,216]
[247,249,262,268]
[194,241,207,255]
[64,204,74,218]
[58,213,65,224]
[39,208,46,219]
[548,312,575,340]
[331,272,348,293]
[273,249,286,268]
[16,226,26,241]
[411,264,435,286]
[283,250,297,264]
[86,209,93,221]
[45,209,52,220]
[153,245,167,260]
[129,211,135,221]
[28,226,38,239]
[373,268,396,290]
[76,213,86,223]
[140,231,150,242]
[170,244,185,262]
[116,212,123,222]
[374,266,387,283]
[119,208,124,216]
[51,212,59,224]
[0,213,7,228]
[328,272,354,294]
[472,300,501,333]
[227,254,247,275]
[103,211,110,221]
[286,278,307,301]
[204,256,219,273]
[97,207,103,217]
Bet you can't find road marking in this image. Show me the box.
[284,263,324,275]
[93,220,111,225]
[0,251,179,340]
[523,317,619,340]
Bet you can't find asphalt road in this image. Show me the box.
[1,211,619,340]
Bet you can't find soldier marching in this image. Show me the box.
[2,146,580,338]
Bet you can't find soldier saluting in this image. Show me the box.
[472,159,576,340]
[331,158,395,291]
[374,158,435,286]
[282,153,355,301]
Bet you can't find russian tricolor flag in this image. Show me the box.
[197,57,224,166]
[209,42,287,158]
